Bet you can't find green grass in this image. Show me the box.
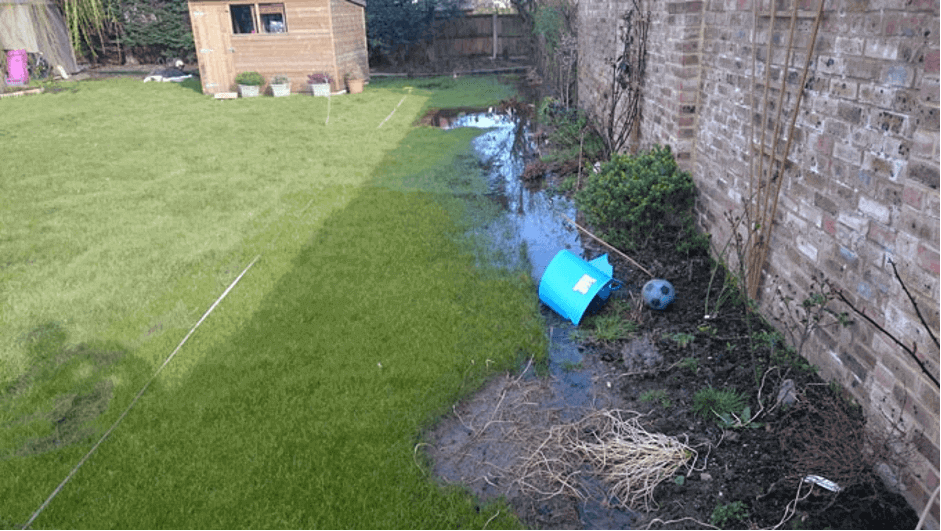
[677,356,700,373]
[639,389,672,408]
[691,387,748,423]
[586,313,638,342]
[0,75,543,528]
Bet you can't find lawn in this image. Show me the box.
[0,76,546,528]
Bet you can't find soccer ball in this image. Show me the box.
[643,279,675,310]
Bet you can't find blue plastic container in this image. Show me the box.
[538,250,622,325]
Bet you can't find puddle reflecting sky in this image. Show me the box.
[448,113,583,281]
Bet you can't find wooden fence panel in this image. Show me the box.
[430,14,529,58]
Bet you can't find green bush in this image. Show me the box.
[235,71,265,86]
[113,0,195,62]
[574,145,708,254]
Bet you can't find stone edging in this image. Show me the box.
[0,87,45,99]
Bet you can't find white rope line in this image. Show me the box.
[296,198,314,216]
[325,93,331,125]
[22,254,261,530]
[377,95,407,128]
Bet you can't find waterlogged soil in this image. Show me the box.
[422,96,919,529]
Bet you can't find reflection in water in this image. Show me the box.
[449,113,583,280]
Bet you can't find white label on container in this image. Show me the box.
[572,274,597,295]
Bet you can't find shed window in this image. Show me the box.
[231,4,256,33]
[231,3,287,34]
[259,3,287,33]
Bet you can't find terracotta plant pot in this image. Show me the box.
[347,78,364,94]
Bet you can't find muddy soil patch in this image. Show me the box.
[427,313,638,529]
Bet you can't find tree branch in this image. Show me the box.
[889,259,939,348]
[831,286,939,389]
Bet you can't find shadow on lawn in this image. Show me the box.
[4,321,145,459]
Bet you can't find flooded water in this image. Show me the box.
[428,113,637,528]
[448,113,583,280]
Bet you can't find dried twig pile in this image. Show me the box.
[513,409,696,511]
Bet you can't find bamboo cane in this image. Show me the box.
[916,482,941,530]
[747,0,826,299]
[561,213,654,278]
[751,0,779,240]
[747,0,801,297]
[325,92,331,125]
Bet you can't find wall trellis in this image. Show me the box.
[744,0,826,300]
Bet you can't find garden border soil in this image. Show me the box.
[422,69,920,529]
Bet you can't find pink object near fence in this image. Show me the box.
[6,50,28,86]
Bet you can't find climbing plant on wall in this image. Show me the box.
[589,0,649,157]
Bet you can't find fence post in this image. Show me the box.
[492,9,498,59]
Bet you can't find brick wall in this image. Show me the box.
[578,0,940,524]
[577,0,620,131]
[579,0,706,161]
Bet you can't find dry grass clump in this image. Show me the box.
[513,409,696,511]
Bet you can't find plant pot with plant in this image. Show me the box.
[307,72,331,97]
[344,68,364,94]
[270,75,290,97]
[235,71,264,97]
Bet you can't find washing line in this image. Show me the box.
[378,95,408,129]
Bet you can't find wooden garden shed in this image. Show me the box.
[187,0,367,94]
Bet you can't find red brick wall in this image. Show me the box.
[578,0,940,524]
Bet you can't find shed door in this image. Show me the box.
[189,2,235,94]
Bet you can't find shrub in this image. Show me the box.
[574,145,708,254]
[116,0,195,62]
[235,71,264,86]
